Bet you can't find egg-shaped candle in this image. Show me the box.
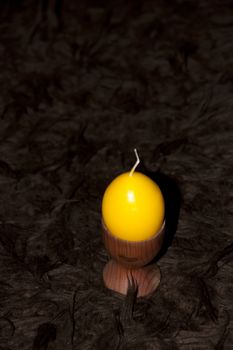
[102,151,165,242]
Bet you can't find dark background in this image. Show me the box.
[0,0,232,349]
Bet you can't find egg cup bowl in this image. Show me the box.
[102,219,165,298]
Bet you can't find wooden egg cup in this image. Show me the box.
[102,220,165,298]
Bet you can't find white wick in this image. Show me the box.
[129,148,140,176]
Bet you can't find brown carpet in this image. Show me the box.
[0,0,232,349]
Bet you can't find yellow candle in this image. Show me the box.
[102,151,165,241]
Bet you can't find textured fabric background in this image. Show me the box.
[0,1,232,349]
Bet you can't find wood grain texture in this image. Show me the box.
[103,259,161,298]
[102,220,165,268]
[102,220,165,297]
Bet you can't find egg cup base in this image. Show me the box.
[103,259,161,298]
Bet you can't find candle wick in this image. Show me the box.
[129,148,140,176]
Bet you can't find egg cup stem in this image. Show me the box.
[103,259,161,297]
